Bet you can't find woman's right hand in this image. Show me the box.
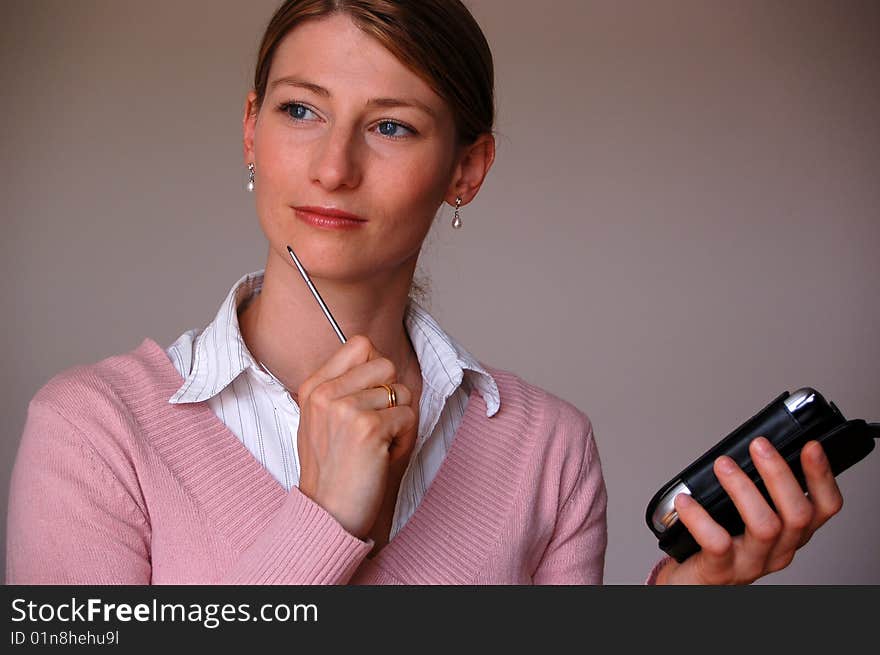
[295,334,418,540]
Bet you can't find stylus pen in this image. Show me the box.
[286,244,347,344]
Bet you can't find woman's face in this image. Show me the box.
[243,13,462,283]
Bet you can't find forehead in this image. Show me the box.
[268,13,444,109]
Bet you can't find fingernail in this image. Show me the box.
[752,436,773,459]
[716,456,736,474]
[675,493,693,508]
[808,441,827,466]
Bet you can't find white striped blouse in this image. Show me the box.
[165,270,500,541]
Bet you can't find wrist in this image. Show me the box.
[654,558,677,585]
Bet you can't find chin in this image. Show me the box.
[275,243,376,281]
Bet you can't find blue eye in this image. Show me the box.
[376,121,414,139]
[276,101,416,140]
[279,102,317,122]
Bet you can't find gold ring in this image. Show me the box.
[379,383,397,408]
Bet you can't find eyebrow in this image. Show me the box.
[269,76,437,119]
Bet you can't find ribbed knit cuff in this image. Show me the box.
[225,487,373,585]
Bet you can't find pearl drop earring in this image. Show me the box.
[452,196,462,229]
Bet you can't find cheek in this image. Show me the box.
[252,130,309,226]
[377,155,450,224]
[255,129,306,190]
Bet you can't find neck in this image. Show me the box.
[239,244,420,395]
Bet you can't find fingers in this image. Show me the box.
[800,441,844,540]
[709,438,842,577]
[674,452,788,584]
[328,403,416,459]
[672,493,733,583]
[298,335,389,400]
[347,383,414,412]
[297,336,371,401]
[381,406,419,461]
[337,386,416,459]
[712,453,780,575]
[746,437,814,569]
[670,438,846,585]
[320,356,403,402]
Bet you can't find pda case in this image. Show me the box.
[645,387,880,563]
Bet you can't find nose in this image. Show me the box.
[308,124,363,191]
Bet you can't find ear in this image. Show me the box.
[444,132,496,207]
[243,90,259,164]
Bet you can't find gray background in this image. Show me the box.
[2,0,878,584]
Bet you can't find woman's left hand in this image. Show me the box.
[656,437,844,585]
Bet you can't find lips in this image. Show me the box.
[293,206,367,230]
[293,206,366,221]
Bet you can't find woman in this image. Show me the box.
[6,0,843,584]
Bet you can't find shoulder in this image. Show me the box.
[476,365,605,518]
[26,338,174,459]
[32,339,158,413]
[12,345,157,558]
[480,364,598,470]
[483,364,593,435]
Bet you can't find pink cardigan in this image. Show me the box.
[7,338,664,584]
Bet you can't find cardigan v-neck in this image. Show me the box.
[146,337,503,583]
[8,337,614,584]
